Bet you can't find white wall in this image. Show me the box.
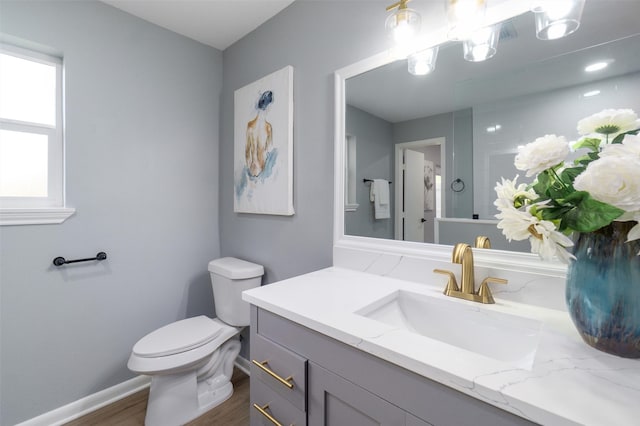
[0,1,223,424]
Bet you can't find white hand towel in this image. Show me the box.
[370,179,390,219]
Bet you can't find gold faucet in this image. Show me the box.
[475,236,491,249]
[434,243,507,304]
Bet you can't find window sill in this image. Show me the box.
[0,207,76,226]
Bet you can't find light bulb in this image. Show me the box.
[534,0,585,41]
[385,7,421,45]
[408,46,439,76]
[546,22,568,40]
[446,0,487,40]
[463,23,500,62]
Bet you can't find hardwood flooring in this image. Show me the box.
[65,369,250,426]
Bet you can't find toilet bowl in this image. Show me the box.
[128,257,263,426]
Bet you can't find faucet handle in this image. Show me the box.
[477,277,508,304]
[475,236,491,249]
[434,269,460,296]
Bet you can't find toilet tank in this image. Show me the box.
[208,257,264,327]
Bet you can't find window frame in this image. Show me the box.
[0,43,74,225]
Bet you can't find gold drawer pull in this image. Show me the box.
[252,359,294,389]
[253,403,292,426]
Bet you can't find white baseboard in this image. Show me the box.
[234,356,251,376]
[14,375,151,426]
[15,359,251,426]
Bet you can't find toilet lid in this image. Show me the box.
[133,316,223,357]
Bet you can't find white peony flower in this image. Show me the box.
[617,211,640,247]
[600,133,640,158]
[494,176,537,211]
[514,134,570,177]
[573,155,640,212]
[576,108,640,138]
[495,206,574,262]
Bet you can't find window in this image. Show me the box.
[0,44,74,225]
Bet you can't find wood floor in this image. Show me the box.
[65,369,250,426]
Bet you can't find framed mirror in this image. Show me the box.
[334,0,640,271]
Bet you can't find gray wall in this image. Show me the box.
[219,1,393,283]
[393,108,474,219]
[345,105,394,240]
[0,1,222,424]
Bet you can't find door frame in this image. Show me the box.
[394,137,446,241]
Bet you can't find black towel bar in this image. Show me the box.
[363,179,392,184]
[53,252,107,267]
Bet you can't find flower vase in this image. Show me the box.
[566,221,640,358]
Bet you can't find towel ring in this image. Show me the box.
[451,178,465,193]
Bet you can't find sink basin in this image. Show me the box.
[356,290,542,370]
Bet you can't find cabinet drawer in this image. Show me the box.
[252,333,307,410]
[251,377,306,426]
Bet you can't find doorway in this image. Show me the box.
[394,138,446,243]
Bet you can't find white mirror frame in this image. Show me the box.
[333,2,567,278]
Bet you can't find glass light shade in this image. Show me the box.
[462,23,501,62]
[445,0,487,41]
[534,0,585,40]
[385,8,421,44]
[408,46,439,76]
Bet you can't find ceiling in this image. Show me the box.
[346,1,640,123]
[101,0,296,50]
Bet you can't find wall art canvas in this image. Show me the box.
[424,159,435,211]
[234,66,294,215]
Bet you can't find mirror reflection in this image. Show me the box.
[344,2,640,253]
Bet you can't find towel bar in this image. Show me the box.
[363,179,392,184]
[53,252,107,266]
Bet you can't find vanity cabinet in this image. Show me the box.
[308,361,415,426]
[249,306,536,426]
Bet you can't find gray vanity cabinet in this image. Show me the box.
[249,306,536,426]
[308,362,406,426]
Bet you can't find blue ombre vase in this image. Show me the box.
[566,221,640,358]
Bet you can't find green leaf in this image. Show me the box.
[611,128,640,144]
[574,152,599,166]
[573,137,602,151]
[560,166,584,186]
[531,172,550,197]
[540,205,572,221]
[561,192,625,233]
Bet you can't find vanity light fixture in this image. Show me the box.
[408,46,439,75]
[385,0,422,46]
[585,61,608,72]
[445,0,487,41]
[533,0,585,40]
[462,23,501,62]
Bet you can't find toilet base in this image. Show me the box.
[144,339,240,426]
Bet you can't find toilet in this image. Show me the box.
[128,257,264,426]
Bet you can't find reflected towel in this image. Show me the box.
[370,179,390,219]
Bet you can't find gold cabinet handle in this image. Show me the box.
[252,359,294,389]
[253,403,286,426]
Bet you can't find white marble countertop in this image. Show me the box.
[243,266,640,426]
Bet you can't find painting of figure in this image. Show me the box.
[424,159,435,211]
[234,66,294,215]
[245,90,273,177]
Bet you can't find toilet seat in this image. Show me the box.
[128,317,239,375]
[133,316,223,358]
